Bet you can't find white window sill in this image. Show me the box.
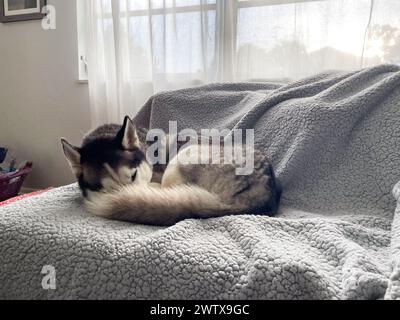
[76,79,88,84]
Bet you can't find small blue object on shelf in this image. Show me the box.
[0,147,8,164]
[0,147,16,174]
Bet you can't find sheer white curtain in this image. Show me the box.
[83,0,400,126]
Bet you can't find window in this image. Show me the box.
[76,0,400,121]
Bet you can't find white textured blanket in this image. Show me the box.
[1,64,400,299]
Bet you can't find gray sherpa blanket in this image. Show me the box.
[1,64,400,300]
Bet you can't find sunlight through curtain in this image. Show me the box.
[83,0,400,125]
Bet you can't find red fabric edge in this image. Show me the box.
[0,188,53,207]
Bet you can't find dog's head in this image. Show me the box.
[61,116,152,197]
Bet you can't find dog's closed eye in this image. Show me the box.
[131,170,138,182]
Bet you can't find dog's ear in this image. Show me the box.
[116,116,139,150]
[61,138,82,176]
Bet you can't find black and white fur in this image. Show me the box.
[61,117,281,226]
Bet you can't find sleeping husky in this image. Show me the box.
[61,116,281,226]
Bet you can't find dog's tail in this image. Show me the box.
[85,184,238,226]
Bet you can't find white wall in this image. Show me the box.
[0,0,91,189]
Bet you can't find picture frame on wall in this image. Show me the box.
[0,0,46,23]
